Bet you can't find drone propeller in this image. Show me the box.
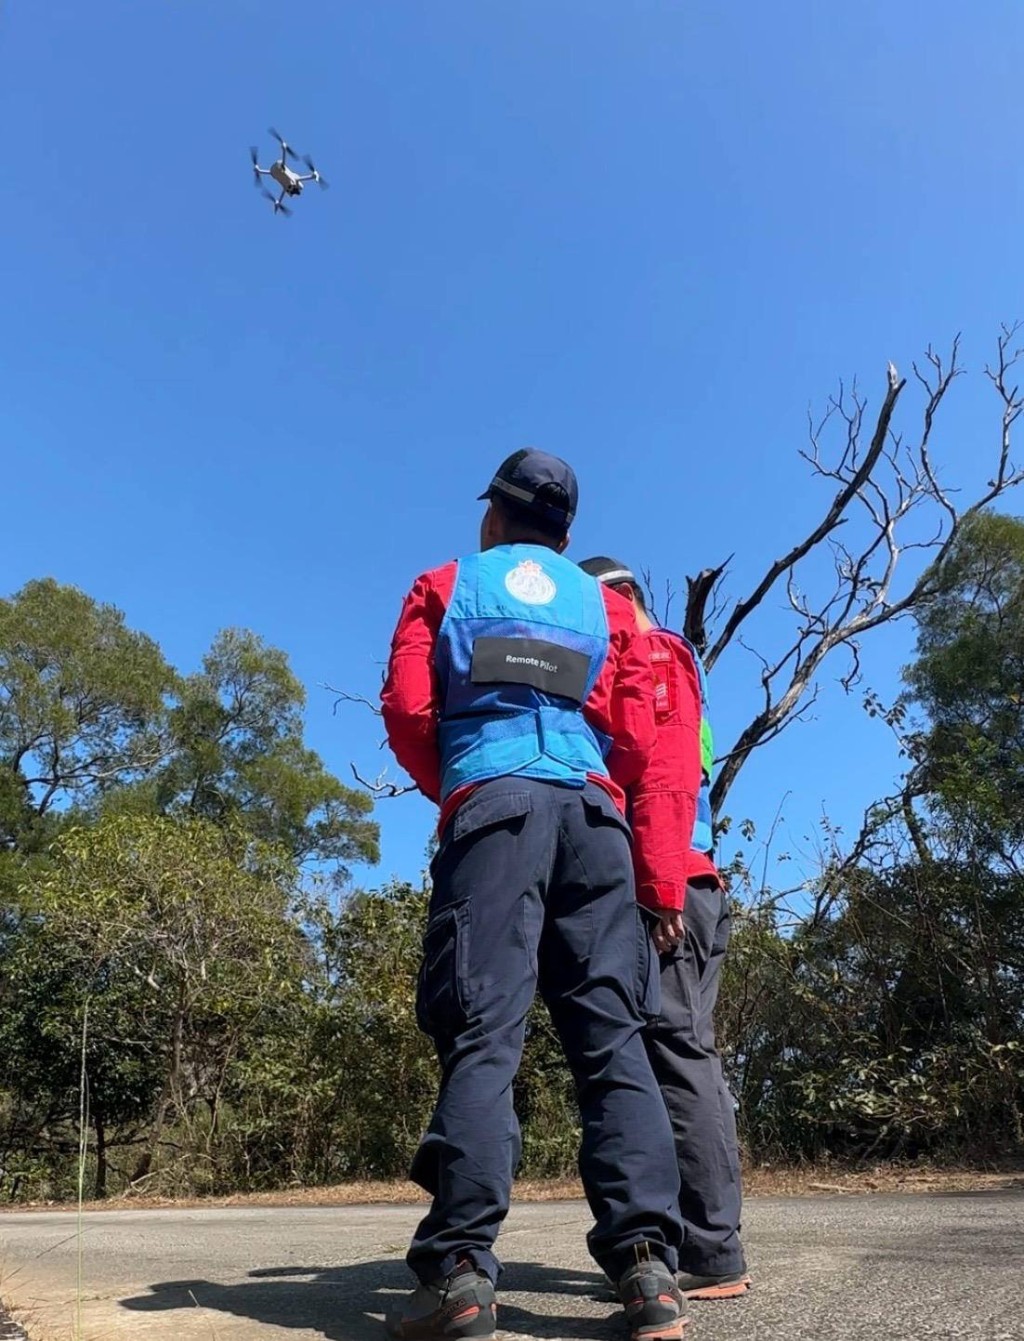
[268,126,299,161]
[260,187,292,217]
[250,146,262,185]
[302,154,329,189]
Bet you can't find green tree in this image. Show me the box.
[29,814,304,1192]
[904,510,1024,865]
[137,629,378,879]
[0,579,173,857]
[232,880,437,1184]
[0,914,166,1199]
[1,581,383,1200]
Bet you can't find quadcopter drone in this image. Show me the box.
[250,128,328,216]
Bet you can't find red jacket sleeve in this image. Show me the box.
[380,562,456,804]
[584,588,657,793]
[630,630,717,913]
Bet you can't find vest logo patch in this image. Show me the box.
[471,636,590,703]
[504,559,556,606]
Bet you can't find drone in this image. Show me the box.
[250,128,328,216]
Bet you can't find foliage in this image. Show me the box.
[0,576,380,1198]
[904,510,1024,865]
[1,815,302,1198]
[5,517,1024,1203]
[145,629,377,874]
[0,578,173,854]
[227,880,438,1187]
[0,582,378,886]
[719,858,1024,1162]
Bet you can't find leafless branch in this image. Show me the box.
[702,358,907,675]
[684,559,732,655]
[349,763,417,799]
[639,566,676,629]
[325,682,416,798]
[713,684,820,768]
[324,683,383,718]
[681,332,1024,817]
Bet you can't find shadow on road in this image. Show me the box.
[120,1258,622,1340]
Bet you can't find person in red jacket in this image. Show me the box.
[580,556,750,1302]
[381,452,686,1341]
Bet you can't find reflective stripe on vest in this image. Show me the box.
[436,545,611,802]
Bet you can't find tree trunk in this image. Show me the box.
[130,983,185,1186]
[93,1110,107,1199]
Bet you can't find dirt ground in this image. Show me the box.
[3,1162,1023,1216]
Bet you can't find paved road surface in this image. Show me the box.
[1,1194,1022,1340]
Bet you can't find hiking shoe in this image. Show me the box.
[385,1262,496,1339]
[617,1244,688,1340]
[676,1270,751,1300]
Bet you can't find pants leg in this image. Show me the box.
[539,785,683,1280]
[407,780,553,1286]
[644,879,745,1277]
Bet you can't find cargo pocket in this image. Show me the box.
[451,786,533,843]
[635,907,661,1022]
[415,902,469,1047]
[581,787,632,840]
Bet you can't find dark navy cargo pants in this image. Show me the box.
[644,879,745,1277]
[409,777,683,1286]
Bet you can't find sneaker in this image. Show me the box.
[385,1261,497,1339]
[676,1269,751,1300]
[616,1243,688,1340]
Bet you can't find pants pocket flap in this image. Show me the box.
[453,787,533,842]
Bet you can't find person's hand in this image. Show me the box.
[652,910,684,954]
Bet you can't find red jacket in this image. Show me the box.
[630,627,721,913]
[381,557,657,833]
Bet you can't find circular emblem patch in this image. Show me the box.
[504,558,557,605]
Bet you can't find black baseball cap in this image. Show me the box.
[479,449,578,528]
[579,555,638,587]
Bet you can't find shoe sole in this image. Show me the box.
[630,1321,689,1340]
[681,1277,751,1301]
[386,1302,497,1339]
[626,1292,689,1341]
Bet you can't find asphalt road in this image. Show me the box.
[1,1193,1022,1340]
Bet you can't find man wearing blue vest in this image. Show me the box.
[381,451,686,1341]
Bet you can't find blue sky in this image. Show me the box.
[3,1,1022,890]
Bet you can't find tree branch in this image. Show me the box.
[325,683,383,719]
[683,559,732,655]
[682,334,1024,818]
[349,763,417,799]
[703,359,906,673]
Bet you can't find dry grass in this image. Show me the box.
[0,1309,66,1341]
[742,1162,1024,1197]
[3,1162,1023,1216]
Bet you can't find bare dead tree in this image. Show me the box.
[683,561,731,655]
[683,327,1024,817]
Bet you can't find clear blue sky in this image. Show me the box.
[4,1,1022,890]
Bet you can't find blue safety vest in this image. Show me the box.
[681,633,715,856]
[436,545,612,802]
